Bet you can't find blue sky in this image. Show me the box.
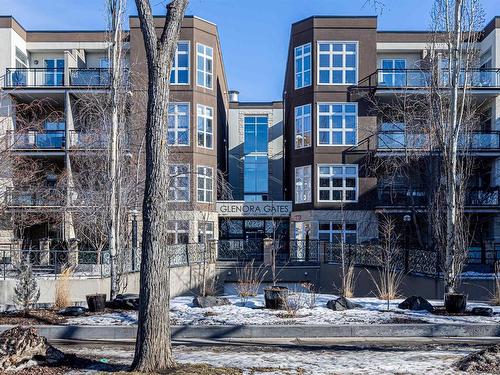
[3,0,499,101]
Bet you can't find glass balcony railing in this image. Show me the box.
[378,131,500,151]
[6,130,66,150]
[69,68,110,86]
[68,130,109,149]
[5,189,65,207]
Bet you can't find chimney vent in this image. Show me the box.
[228,90,239,102]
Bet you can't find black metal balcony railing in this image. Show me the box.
[5,68,64,87]
[356,68,500,90]
[6,130,66,150]
[69,68,110,86]
[378,131,500,151]
[5,189,65,207]
[377,186,500,208]
[68,130,109,149]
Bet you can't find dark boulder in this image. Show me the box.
[398,296,434,312]
[326,296,360,311]
[57,306,87,316]
[192,296,231,308]
[470,307,493,317]
[110,294,140,310]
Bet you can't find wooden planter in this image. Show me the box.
[264,286,288,309]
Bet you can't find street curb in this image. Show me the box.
[0,324,499,340]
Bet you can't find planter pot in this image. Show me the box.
[264,286,288,310]
[444,293,467,314]
[86,294,106,313]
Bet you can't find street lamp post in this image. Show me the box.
[131,209,138,271]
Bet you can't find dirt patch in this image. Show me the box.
[104,364,243,374]
[0,310,67,326]
[385,316,429,324]
[456,344,500,373]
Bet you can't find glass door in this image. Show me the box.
[44,59,64,86]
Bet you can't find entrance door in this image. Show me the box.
[44,59,64,86]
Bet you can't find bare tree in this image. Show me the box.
[132,0,189,371]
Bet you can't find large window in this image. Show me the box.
[197,104,213,148]
[318,164,358,202]
[294,43,311,89]
[319,222,357,243]
[197,43,213,89]
[168,103,189,146]
[166,220,189,244]
[244,116,268,201]
[318,103,357,146]
[295,104,311,149]
[318,42,357,85]
[168,164,190,202]
[295,165,311,203]
[170,41,189,85]
[244,116,268,153]
[380,59,406,86]
[197,166,213,203]
[244,156,268,201]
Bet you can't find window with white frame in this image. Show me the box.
[197,166,213,203]
[197,43,213,89]
[168,103,189,145]
[318,103,357,146]
[318,164,358,202]
[319,222,357,243]
[170,41,189,84]
[295,165,311,203]
[295,104,311,149]
[197,104,213,148]
[166,220,189,244]
[380,59,406,86]
[318,42,357,85]
[168,164,190,202]
[294,43,311,89]
[198,221,214,243]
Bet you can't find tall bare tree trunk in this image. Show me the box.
[132,0,188,371]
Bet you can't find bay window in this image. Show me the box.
[295,165,311,204]
[197,43,213,89]
[167,103,189,146]
[318,164,358,202]
[318,103,357,146]
[197,104,213,148]
[197,165,213,203]
[318,41,357,85]
[295,104,311,149]
[295,43,311,89]
[168,164,190,202]
[170,41,189,84]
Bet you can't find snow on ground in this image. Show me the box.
[61,342,493,375]
[65,293,500,326]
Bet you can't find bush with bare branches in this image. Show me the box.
[54,266,73,309]
[492,262,500,306]
[235,260,267,305]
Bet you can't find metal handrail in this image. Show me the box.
[5,130,66,150]
[5,67,64,87]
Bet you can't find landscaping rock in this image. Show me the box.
[192,296,231,308]
[470,307,494,317]
[0,326,64,371]
[456,344,500,373]
[398,296,434,312]
[57,306,87,317]
[111,293,140,310]
[326,297,359,311]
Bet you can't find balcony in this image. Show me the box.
[5,188,65,208]
[68,130,109,149]
[352,68,500,97]
[377,186,500,211]
[377,131,500,154]
[3,68,110,88]
[6,130,66,150]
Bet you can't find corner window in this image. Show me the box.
[170,41,190,85]
[167,103,189,146]
[319,222,357,244]
[295,165,311,204]
[295,43,311,89]
[197,104,213,149]
[197,166,213,203]
[318,103,357,146]
[318,164,358,202]
[318,42,357,85]
[295,104,311,149]
[197,43,213,89]
[168,164,190,202]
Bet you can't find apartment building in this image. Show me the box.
[0,13,499,274]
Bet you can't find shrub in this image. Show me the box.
[14,262,40,313]
[54,266,73,309]
[235,260,267,305]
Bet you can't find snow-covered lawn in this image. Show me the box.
[66,294,500,326]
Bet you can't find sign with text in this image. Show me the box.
[216,201,292,217]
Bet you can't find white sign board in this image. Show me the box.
[216,201,292,217]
